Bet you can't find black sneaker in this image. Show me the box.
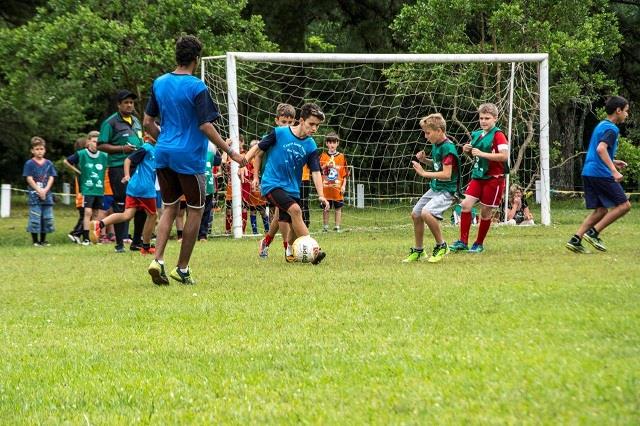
[566,239,588,254]
[311,250,327,265]
[583,233,606,252]
[129,243,142,251]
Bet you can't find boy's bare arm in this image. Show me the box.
[471,148,508,162]
[63,159,81,175]
[200,122,247,166]
[26,176,41,193]
[245,144,262,163]
[123,158,132,182]
[44,176,54,193]
[311,171,328,210]
[596,142,623,182]
[412,161,452,180]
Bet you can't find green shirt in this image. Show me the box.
[429,140,459,194]
[98,112,144,167]
[77,149,108,196]
[470,126,508,180]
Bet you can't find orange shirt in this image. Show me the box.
[301,165,310,181]
[320,151,349,201]
[74,177,83,208]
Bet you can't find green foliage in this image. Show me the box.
[1,201,640,422]
[391,0,622,104]
[0,0,275,184]
[617,137,640,187]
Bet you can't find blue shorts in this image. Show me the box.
[582,176,628,209]
[102,195,114,211]
[327,200,345,209]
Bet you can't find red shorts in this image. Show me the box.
[125,196,157,215]
[465,177,505,207]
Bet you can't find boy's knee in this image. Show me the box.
[621,201,631,213]
[288,204,302,216]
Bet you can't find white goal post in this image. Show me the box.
[202,52,550,237]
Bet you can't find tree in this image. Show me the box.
[0,0,275,184]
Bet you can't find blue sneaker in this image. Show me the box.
[449,240,469,253]
[468,242,484,253]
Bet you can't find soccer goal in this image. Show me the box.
[202,52,550,237]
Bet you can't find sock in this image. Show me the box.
[264,234,273,246]
[32,233,39,244]
[460,211,472,244]
[179,267,189,274]
[82,230,89,241]
[570,234,582,244]
[177,229,183,239]
[242,211,247,233]
[250,215,258,234]
[283,241,288,250]
[285,245,292,256]
[157,259,164,265]
[40,232,46,243]
[225,214,232,233]
[476,219,492,245]
[414,247,423,252]
[98,220,105,229]
[262,215,270,232]
[586,227,599,238]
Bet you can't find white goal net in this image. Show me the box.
[202,53,549,237]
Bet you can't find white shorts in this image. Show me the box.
[412,189,455,220]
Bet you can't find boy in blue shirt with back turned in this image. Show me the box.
[566,96,631,253]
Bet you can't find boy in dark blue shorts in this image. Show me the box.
[566,96,631,253]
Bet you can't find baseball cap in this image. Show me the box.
[117,89,137,102]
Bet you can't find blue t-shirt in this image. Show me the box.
[126,143,156,199]
[22,158,57,205]
[145,73,220,175]
[582,120,619,178]
[259,126,321,198]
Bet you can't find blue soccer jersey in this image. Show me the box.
[145,73,220,175]
[582,120,619,178]
[259,126,321,198]
[126,143,156,199]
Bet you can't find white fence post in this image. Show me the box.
[356,184,365,209]
[62,182,71,205]
[1,184,11,218]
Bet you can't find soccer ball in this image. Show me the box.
[292,235,320,263]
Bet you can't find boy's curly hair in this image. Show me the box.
[175,35,203,67]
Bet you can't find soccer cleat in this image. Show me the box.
[81,239,91,246]
[258,238,269,258]
[311,250,327,265]
[114,245,126,253]
[169,267,196,285]
[129,243,142,252]
[566,240,588,254]
[583,234,607,252]
[67,233,79,244]
[285,253,296,263]
[402,248,426,263]
[468,242,484,253]
[427,243,449,263]
[148,259,169,285]
[89,221,101,244]
[140,246,156,255]
[449,240,469,253]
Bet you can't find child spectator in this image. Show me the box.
[450,103,509,253]
[320,131,349,232]
[199,142,221,241]
[223,137,247,235]
[91,137,157,254]
[67,136,86,244]
[64,130,108,245]
[23,136,57,246]
[402,113,459,263]
[245,139,270,235]
[506,184,535,225]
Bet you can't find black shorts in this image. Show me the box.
[157,167,206,208]
[83,195,104,210]
[583,176,628,209]
[327,200,344,209]
[265,188,300,223]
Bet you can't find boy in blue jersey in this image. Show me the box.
[245,103,329,265]
[144,35,246,285]
[90,139,158,256]
[566,96,631,253]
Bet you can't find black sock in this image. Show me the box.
[98,220,105,229]
[570,234,582,244]
[414,247,424,253]
[83,230,89,241]
[177,230,183,238]
[40,233,46,243]
[31,233,39,244]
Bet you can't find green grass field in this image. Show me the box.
[1,199,639,424]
